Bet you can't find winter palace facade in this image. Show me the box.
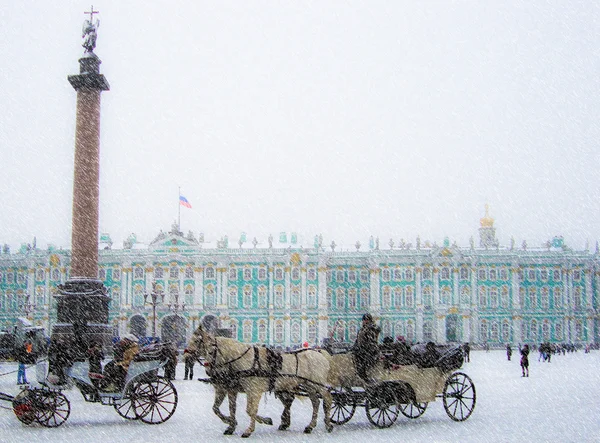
[1,211,598,348]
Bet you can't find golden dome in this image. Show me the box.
[480,204,494,228]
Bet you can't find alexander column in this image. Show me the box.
[50,7,111,371]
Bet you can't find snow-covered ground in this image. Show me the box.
[0,350,598,442]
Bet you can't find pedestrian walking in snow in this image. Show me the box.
[506,344,512,361]
[520,344,530,377]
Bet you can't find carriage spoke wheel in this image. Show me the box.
[114,383,140,420]
[133,377,178,424]
[443,372,476,422]
[330,388,356,425]
[399,401,428,419]
[35,391,71,428]
[365,398,399,428]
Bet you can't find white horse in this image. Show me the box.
[188,326,333,438]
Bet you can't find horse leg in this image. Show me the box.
[212,385,237,435]
[241,392,260,438]
[321,389,333,433]
[276,392,294,431]
[224,389,238,435]
[303,391,320,434]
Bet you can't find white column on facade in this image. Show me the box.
[284,264,291,310]
[471,265,479,343]
[317,259,329,346]
[194,264,204,309]
[284,314,291,348]
[415,266,423,343]
[268,261,275,346]
[301,261,308,308]
[369,265,380,313]
[585,269,593,310]
[437,314,446,344]
[433,266,440,309]
[453,267,459,306]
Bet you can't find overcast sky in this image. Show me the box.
[1,1,599,251]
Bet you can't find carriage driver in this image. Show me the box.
[353,313,381,384]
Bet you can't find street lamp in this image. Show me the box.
[144,282,163,341]
[168,291,186,347]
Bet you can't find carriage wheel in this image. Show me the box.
[133,377,178,424]
[114,383,139,420]
[35,391,71,428]
[399,401,428,419]
[443,372,476,422]
[365,398,399,428]
[12,390,36,425]
[330,388,356,425]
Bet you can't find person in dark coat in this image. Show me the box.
[520,344,530,377]
[183,348,196,380]
[353,313,381,383]
[87,341,105,375]
[463,342,471,363]
[506,343,513,361]
[163,343,178,380]
[16,342,33,385]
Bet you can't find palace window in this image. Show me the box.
[573,287,582,310]
[134,266,144,280]
[228,287,238,308]
[382,320,392,338]
[406,320,415,343]
[336,270,345,283]
[326,271,332,283]
[258,286,268,308]
[479,287,487,308]
[243,285,252,308]
[348,288,357,310]
[275,322,284,342]
[230,320,238,341]
[405,268,414,281]
[541,287,549,310]
[244,267,252,281]
[291,322,301,344]
[360,288,369,309]
[489,287,498,308]
[348,321,358,342]
[0,292,5,311]
[51,269,60,281]
[460,267,469,280]
[133,285,144,307]
[154,266,164,279]
[501,321,510,342]
[489,269,497,281]
[422,286,432,310]
[7,272,14,283]
[555,322,563,341]
[394,287,403,308]
[229,267,237,280]
[291,267,300,281]
[528,287,537,309]
[499,268,508,280]
[540,269,548,281]
[258,322,267,343]
[112,286,120,302]
[348,271,357,283]
[307,285,317,308]
[36,269,45,281]
[36,287,45,306]
[185,266,194,279]
[573,270,581,281]
[440,286,451,304]
[17,273,25,284]
[258,267,267,280]
[478,268,487,281]
[553,270,561,281]
[441,267,450,280]
[336,288,345,309]
[528,269,536,281]
[307,267,316,280]
[274,285,284,308]
[480,320,488,342]
[491,322,499,342]
[307,322,317,345]
[360,270,369,283]
[243,321,252,343]
[530,319,538,342]
[381,269,391,282]
[422,268,432,280]
[575,321,583,341]
[99,268,106,280]
[291,286,301,309]
[205,285,215,308]
[382,286,391,309]
[275,267,284,280]
[542,320,550,341]
[113,268,121,280]
[393,268,402,281]
[460,286,470,304]
[405,287,414,307]
[169,267,179,279]
[423,320,433,342]
[501,286,510,309]
[553,287,562,309]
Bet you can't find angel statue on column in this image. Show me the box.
[82,18,99,53]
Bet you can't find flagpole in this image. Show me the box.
[178,186,181,231]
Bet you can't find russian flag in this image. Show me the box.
[179,195,192,208]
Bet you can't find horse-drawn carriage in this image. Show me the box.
[329,343,476,428]
[1,343,178,427]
